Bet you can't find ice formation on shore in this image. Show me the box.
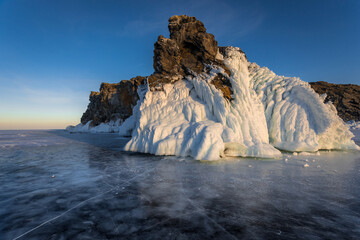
[69,47,358,160]
[249,60,357,152]
[66,119,123,133]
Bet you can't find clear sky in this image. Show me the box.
[0,0,359,129]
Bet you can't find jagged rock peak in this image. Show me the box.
[153,15,220,75]
[168,15,206,42]
[150,15,232,100]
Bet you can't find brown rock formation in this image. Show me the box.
[310,81,360,122]
[81,76,145,126]
[149,15,233,100]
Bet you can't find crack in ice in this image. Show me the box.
[12,167,156,240]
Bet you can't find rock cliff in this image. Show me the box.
[310,81,360,122]
[81,76,145,126]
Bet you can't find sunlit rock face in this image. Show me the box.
[149,15,233,100]
[310,81,360,122]
[72,15,359,160]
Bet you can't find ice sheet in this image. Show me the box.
[1,130,360,239]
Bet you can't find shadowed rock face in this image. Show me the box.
[310,81,360,121]
[81,15,234,126]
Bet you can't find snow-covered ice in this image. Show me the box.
[66,119,124,133]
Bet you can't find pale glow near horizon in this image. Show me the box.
[0,116,80,130]
[0,83,87,130]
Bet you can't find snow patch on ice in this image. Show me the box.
[298,152,319,156]
[66,119,124,133]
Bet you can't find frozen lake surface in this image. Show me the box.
[1,130,360,239]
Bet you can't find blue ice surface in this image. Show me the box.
[0,130,359,239]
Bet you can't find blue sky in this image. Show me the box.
[0,0,359,129]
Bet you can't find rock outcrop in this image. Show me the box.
[81,15,233,126]
[310,81,360,122]
[148,15,232,100]
[81,76,145,126]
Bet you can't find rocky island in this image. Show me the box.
[80,15,233,127]
[68,15,359,160]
